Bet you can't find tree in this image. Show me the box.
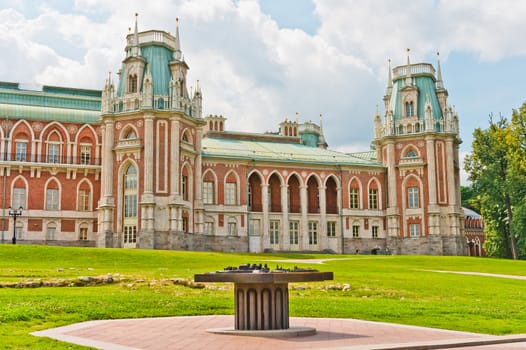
[460,185,478,211]
[464,113,521,259]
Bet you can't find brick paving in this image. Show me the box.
[32,315,526,350]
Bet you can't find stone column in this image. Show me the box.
[261,183,269,250]
[280,184,289,250]
[143,114,154,199]
[385,141,399,237]
[300,185,308,250]
[170,119,180,199]
[426,136,438,205]
[319,185,327,249]
[194,128,204,234]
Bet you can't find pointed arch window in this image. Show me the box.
[124,165,138,218]
[13,187,26,209]
[128,74,138,93]
[46,188,59,210]
[405,101,415,117]
[406,149,417,158]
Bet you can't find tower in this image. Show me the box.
[98,16,205,249]
[373,52,463,255]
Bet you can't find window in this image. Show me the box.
[125,166,137,189]
[369,188,378,209]
[228,221,237,236]
[124,165,137,218]
[203,181,214,204]
[406,101,414,117]
[182,175,188,200]
[249,219,260,236]
[46,188,59,210]
[225,183,236,205]
[308,221,318,245]
[15,142,26,161]
[78,189,90,211]
[410,223,421,237]
[124,195,137,217]
[270,220,279,245]
[289,221,299,245]
[406,150,417,157]
[124,225,137,243]
[204,221,214,235]
[129,75,138,93]
[79,227,88,240]
[352,225,360,238]
[13,188,25,209]
[247,185,252,209]
[349,187,359,209]
[80,145,91,165]
[372,225,379,238]
[327,221,336,237]
[47,143,60,163]
[46,225,56,240]
[408,187,419,208]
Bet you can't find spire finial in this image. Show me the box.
[375,103,380,116]
[131,13,140,56]
[406,48,410,65]
[436,51,444,89]
[295,112,299,123]
[387,58,392,88]
[174,18,182,60]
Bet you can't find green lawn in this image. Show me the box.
[0,245,525,349]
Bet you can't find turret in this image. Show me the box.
[101,72,115,113]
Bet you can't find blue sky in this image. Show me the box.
[2,0,526,183]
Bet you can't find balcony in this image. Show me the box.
[0,153,102,166]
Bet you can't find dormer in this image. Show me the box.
[279,118,298,137]
[205,115,226,133]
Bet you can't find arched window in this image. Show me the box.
[287,175,301,213]
[123,164,138,246]
[349,179,360,209]
[248,173,262,212]
[126,130,137,139]
[78,182,91,211]
[406,149,417,157]
[307,177,319,214]
[405,101,414,117]
[368,181,378,209]
[203,171,215,205]
[268,173,281,212]
[128,74,138,93]
[325,177,338,214]
[46,181,60,210]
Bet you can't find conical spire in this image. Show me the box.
[405,48,412,86]
[385,58,393,95]
[131,13,141,56]
[436,51,444,89]
[174,17,182,60]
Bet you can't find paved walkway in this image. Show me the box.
[32,315,526,350]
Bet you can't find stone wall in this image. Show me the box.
[386,235,466,255]
[5,240,96,247]
[155,231,249,252]
[343,238,387,254]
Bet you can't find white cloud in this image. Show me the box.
[3,0,526,153]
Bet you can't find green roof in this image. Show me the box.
[202,137,384,167]
[0,83,101,124]
[117,45,174,97]
[390,76,443,121]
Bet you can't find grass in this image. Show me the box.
[0,245,525,349]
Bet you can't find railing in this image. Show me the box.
[0,153,102,166]
[393,63,435,79]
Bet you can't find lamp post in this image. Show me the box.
[8,206,22,244]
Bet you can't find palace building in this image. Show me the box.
[0,19,466,255]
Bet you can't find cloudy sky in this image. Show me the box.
[2,0,526,183]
